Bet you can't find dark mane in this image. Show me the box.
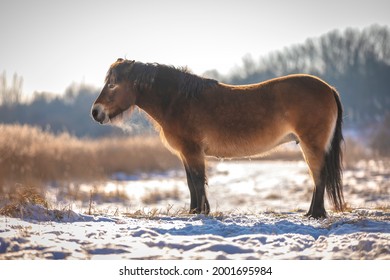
[108,60,218,98]
[175,65,219,98]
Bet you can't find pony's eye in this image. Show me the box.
[108,84,115,89]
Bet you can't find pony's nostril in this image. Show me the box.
[92,108,99,119]
[91,105,106,124]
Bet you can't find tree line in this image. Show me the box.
[205,24,390,125]
[0,83,151,138]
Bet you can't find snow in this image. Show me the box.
[1,160,389,260]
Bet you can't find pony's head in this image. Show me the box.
[91,58,137,124]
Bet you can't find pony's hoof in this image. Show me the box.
[305,211,327,219]
[189,208,199,214]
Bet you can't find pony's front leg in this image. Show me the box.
[183,163,197,213]
[181,151,210,215]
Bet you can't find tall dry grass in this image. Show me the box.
[0,124,374,185]
[0,124,181,185]
[0,124,383,217]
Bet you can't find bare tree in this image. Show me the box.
[0,71,23,106]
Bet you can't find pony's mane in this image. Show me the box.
[107,59,218,98]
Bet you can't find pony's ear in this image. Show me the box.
[116,58,124,62]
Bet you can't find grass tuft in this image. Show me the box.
[0,184,49,217]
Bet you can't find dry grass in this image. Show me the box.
[0,124,181,214]
[0,184,49,217]
[0,124,181,185]
[141,187,181,204]
[0,124,382,218]
[343,137,371,168]
[122,206,227,219]
[0,183,93,220]
[1,182,388,220]
[55,183,131,205]
[0,124,375,187]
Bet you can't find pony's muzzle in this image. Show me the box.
[91,104,109,124]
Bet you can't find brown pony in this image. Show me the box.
[91,58,345,218]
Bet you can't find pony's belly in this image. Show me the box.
[203,132,298,159]
[204,139,278,159]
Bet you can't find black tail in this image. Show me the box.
[322,88,345,212]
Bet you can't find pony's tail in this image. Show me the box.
[323,88,345,212]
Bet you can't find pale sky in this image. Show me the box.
[1,0,389,95]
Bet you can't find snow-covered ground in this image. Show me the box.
[1,160,389,260]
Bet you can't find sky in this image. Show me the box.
[1,0,390,96]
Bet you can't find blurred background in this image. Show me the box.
[0,1,389,209]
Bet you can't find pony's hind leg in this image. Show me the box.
[299,143,327,218]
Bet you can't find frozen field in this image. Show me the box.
[0,160,389,260]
